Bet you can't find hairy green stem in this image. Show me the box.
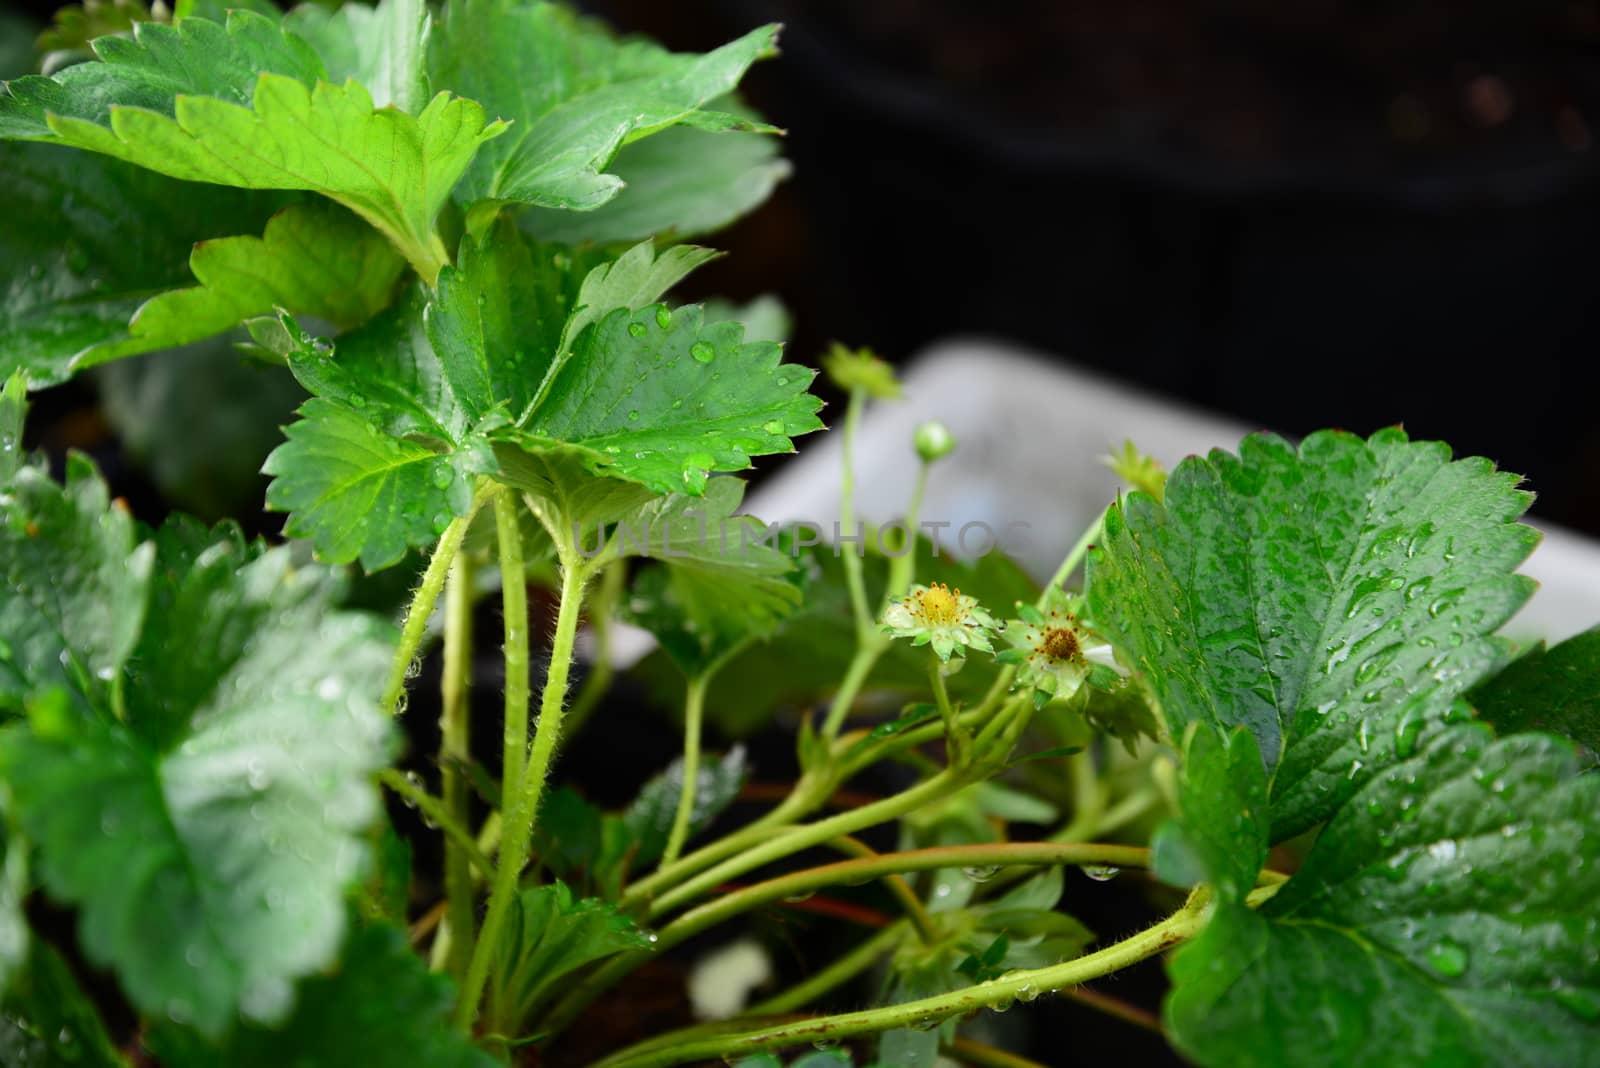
[455,553,591,1028]
[564,559,623,738]
[439,554,477,980]
[660,672,710,869]
[495,494,531,793]
[377,769,492,878]
[594,893,1210,1068]
[382,480,499,716]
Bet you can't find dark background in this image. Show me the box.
[610,0,1600,535]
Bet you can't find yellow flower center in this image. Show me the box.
[912,583,966,626]
[1040,626,1080,662]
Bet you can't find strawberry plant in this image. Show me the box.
[2,3,1598,1066]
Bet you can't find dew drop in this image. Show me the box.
[962,866,1000,883]
[1080,864,1120,882]
[627,410,640,421]
[431,465,456,489]
[690,341,715,363]
[655,306,673,330]
[762,419,785,435]
[628,322,647,338]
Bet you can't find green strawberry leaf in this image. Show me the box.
[0,505,395,1037]
[283,0,431,114]
[485,881,653,1034]
[519,114,790,246]
[1166,724,1600,1067]
[520,302,823,495]
[0,139,280,387]
[1470,626,1600,757]
[429,1,778,216]
[0,455,153,716]
[0,13,506,279]
[263,396,492,571]
[1151,724,1268,903]
[79,200,405,372]
[0,12,324,140]
[1088,429,1538,840]
[151,923,498,1067]
[559,239,720,359]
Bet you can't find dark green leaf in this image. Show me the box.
[0,456,152,716]
[96,339,305,520]
[0,140,279,387]
[624,746,748,865]
[520,117,789,245]
[1089,429,1538,840]
[485,882,652,1034]
[1150,725,1268,903]
[429,1,778,213]
[263,397,490,570]
[1166,725,1600,1067]
[1471,626,1600,756]
[151,924,498,1067]
[1,14,506,278]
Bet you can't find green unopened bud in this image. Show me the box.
[914,420,956,463]
[821,343,901,399]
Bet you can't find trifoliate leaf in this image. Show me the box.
[1,13,506,279]
[520,116,790,245]
[1150,725,1268,903]
[0,515,395,1037]
[485,882,653,1035]
[0,140,279,387]
[523,302,823,495]
[429,1,778,215]
[151,923,498,1068]
[1470,626,1600,757]
[80,200,406,371]
[0,455,153,716]
[1166,725,1600,1068]
[1088,429,1538,840]
[283,0,431,114]
[0,942,123,1067]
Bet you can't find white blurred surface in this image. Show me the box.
[746,337,1600,644]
